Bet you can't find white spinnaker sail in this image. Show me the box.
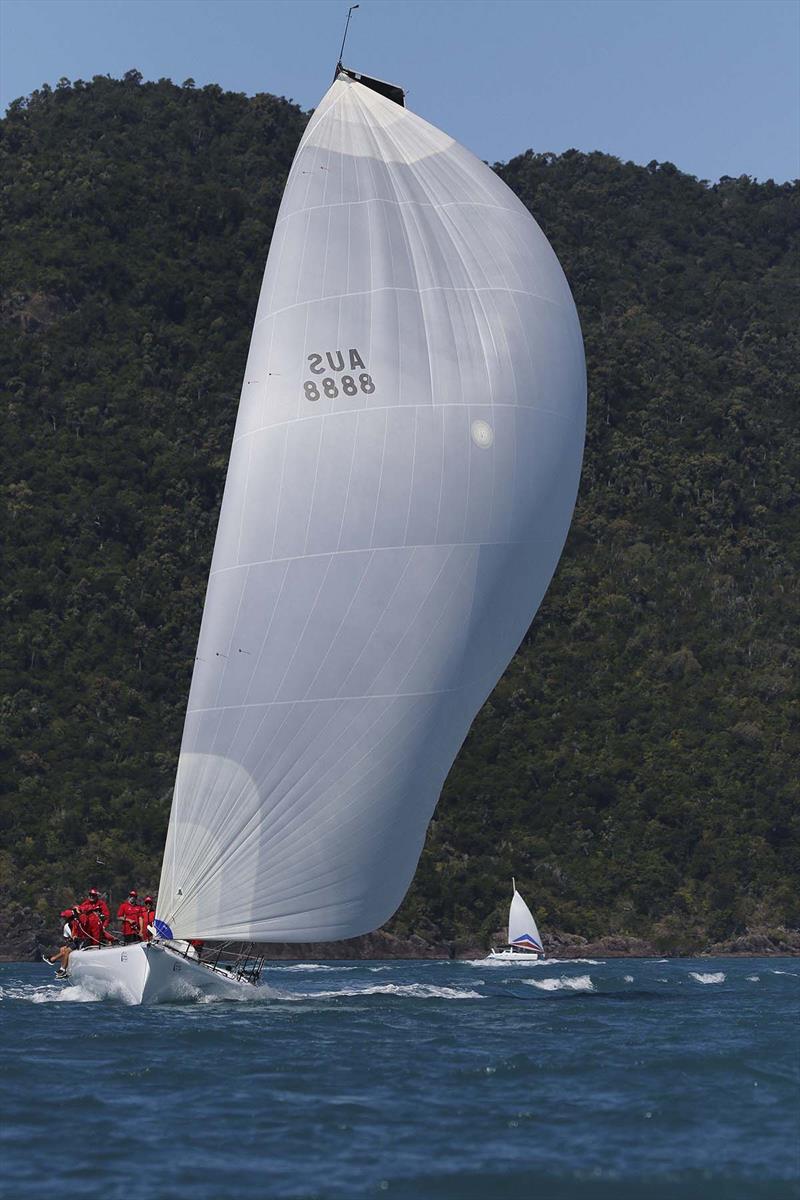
[157,73,586,941]
[508,889,543,953]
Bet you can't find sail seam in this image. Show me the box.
[188,686,468,713]
[208,538,554,577]
[252,283,572,328]
[232,401,581,448]
[275,198,523,225]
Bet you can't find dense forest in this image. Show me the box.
[1,73,797,954]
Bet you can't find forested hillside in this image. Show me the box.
[1,73,797,953]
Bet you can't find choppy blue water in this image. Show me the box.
[1,957,798,1199]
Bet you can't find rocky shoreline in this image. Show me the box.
[1,895,798,963]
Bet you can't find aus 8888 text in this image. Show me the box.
[304,374,374,401]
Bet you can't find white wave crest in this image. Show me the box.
[746,975,760,982]
[294,983,483,1001]
[526,974,594,992]
[771,970,799,977]
[273,963,359,972]
[689,972,726,985]
[624,975,634,983]
[0,982,104,1004]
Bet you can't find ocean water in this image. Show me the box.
[1,957,797,1199]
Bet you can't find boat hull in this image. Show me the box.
[487,948,541,961]
[66,942,255,1004]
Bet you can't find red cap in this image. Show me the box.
[128,889,138,897]
[89,888,99,896]
[144,896,153,903]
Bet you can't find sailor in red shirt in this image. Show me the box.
[117,890,144,944]
[60,906,85,946]
[82,887,110,925]
[142,896,156,940]
[81,906,113,947]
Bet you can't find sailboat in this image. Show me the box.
[65,63,585,1003]
[489,880,545,959]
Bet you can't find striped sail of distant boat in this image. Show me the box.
[156,67,586,943]
[508,881,544,954]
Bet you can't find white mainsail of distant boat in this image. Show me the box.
[65,64,585,1003]
[489,879,544,958]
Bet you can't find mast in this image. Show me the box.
[336,4,359,74]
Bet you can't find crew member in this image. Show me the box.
[80,904,112,947]
[117,890,144,944]
[142,896,156,940]
[61,904,90,949]
[83,887,110,926]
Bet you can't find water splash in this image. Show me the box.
[689,972,726,985]
[526,975,594,993]
[1,982,104,1004]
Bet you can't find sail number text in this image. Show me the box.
[304,348,375,402]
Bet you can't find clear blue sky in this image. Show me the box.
[1,0,798,182]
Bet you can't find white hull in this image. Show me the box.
[66,941,256,1004]
[487,948,541,961]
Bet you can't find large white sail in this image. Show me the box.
[508,887,544,953]
[157,72,586,942]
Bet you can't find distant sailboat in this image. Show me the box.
[65,65,585,1003]
[489,880,544,959]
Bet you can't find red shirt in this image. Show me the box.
[82,909,107,946]
[84,897,110,924]
[60,908,82,940]
[117,900,144,937]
